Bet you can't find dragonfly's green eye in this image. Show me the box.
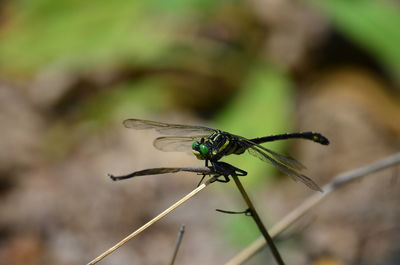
[199,144,209,155]
[192,141,200,150]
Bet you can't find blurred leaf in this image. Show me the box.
[221,215,260,247]
[81,79,170,127]
[214,63,294,187]
[309,0,400,77]
[0,0,217,74]
[214,64,293,247]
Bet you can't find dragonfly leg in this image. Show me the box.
[214,176,230,183]
[212,161,248,177]
[196,174,207,187]
[208,161,227,182]
[210,161,248,183]
[196,159,211,186]
[216,208,252,216]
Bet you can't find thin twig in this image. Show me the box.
[231,175,285,265]
[224,152,400,265]
[87,175,217,265]
[169,225,186,265]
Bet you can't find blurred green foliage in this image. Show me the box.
[213,64,293,247]
[215,64,294,187]
[309,0,400,78]
[0,0,215,74]
[82,80,171,125]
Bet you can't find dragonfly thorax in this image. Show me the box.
[192,132,238,161]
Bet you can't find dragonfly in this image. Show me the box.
[117,118,329,191]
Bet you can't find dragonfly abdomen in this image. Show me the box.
[250,132,329,145]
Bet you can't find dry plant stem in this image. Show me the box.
[87,175,217,265]
[168,225,185,265]
[231,175,285,265]
[225,152,400,265]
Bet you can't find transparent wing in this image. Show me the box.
[123,119,216,136]
[247,147,322,191]
[236,136,306,170]
[235,136,321,191]
[153,136,208,153]
[253,143,306,170]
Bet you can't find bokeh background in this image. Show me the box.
[0,0,399,264]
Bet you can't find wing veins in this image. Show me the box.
[247,146,321,191]
[234,136,321,191]
[153,135,208,153]
[123,119,215,136]
[235,135,305,170]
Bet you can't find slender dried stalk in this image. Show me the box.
[87,172,216,265]
[168,225,186,265]
[232,175,285,265]
[224,152,400,265]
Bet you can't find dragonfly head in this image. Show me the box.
[192,139,210,160]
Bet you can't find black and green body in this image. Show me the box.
[122,119,329,191]
[192,131,247,161]
[191,131,328,162]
